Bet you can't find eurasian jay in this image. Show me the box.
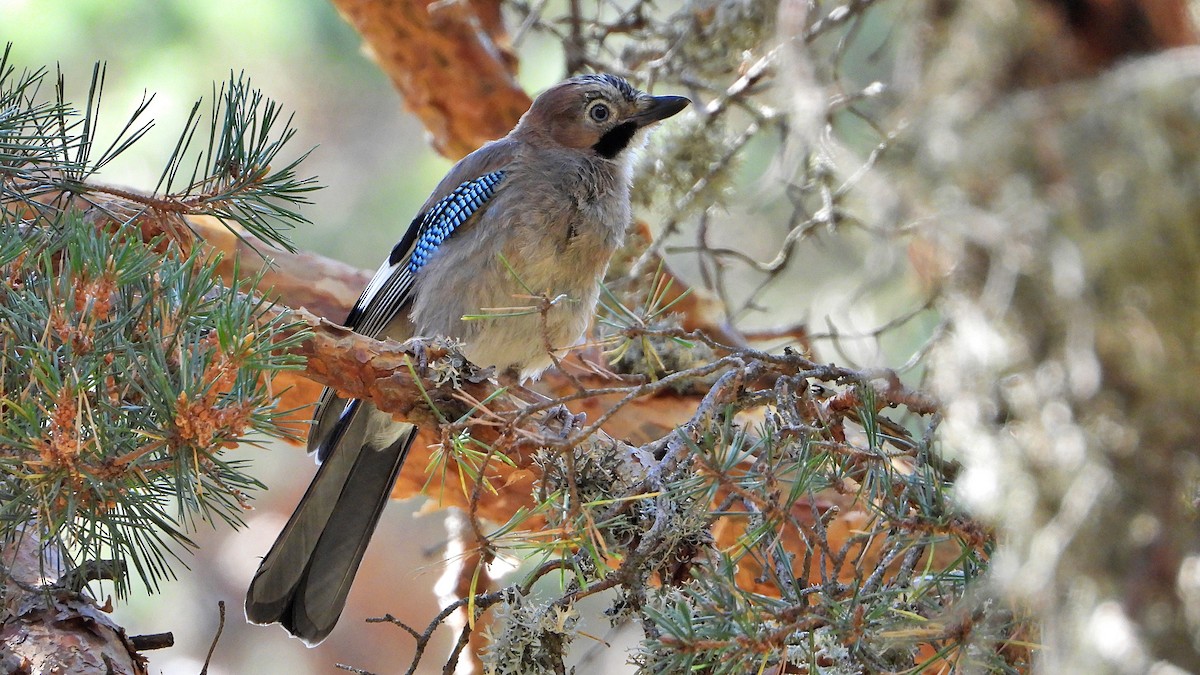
[245,73,689,645]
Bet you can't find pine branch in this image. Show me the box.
[0,53,315,597]
[0,50,318,254]
[0,219,305,595]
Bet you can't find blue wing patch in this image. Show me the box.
[344,169,507,338]
[410,170,506,273]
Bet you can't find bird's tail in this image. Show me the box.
[245,400,415,645]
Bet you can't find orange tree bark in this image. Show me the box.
[328,0,531,159]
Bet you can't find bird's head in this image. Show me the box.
[519,74,690,159]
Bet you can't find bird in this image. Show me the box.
[245,73,689,645]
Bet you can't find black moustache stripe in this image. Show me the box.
[592,121,638,159]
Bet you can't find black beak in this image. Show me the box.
[631,95,690,127]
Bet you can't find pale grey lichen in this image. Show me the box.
[481,591,581,675]
[786,626,859,674]
[663,0,778,79]
[632,113,740,218]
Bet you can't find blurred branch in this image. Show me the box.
[188,215,368,324]
[328,0,531,159]
[1030,0,1196,77]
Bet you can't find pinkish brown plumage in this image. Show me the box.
[246,74,688,645]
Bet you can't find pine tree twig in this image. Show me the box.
[22,194,740,454]
[365,613,423,640]
[187,214,368,323]
[56,559,126,593]
[198,601,224,675]
[128,633,174,651]
[379,590,509,675]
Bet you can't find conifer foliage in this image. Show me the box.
[0,44,312,596]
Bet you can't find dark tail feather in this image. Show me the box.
[245,400,415,645]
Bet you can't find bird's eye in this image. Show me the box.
[588,102,610,123]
